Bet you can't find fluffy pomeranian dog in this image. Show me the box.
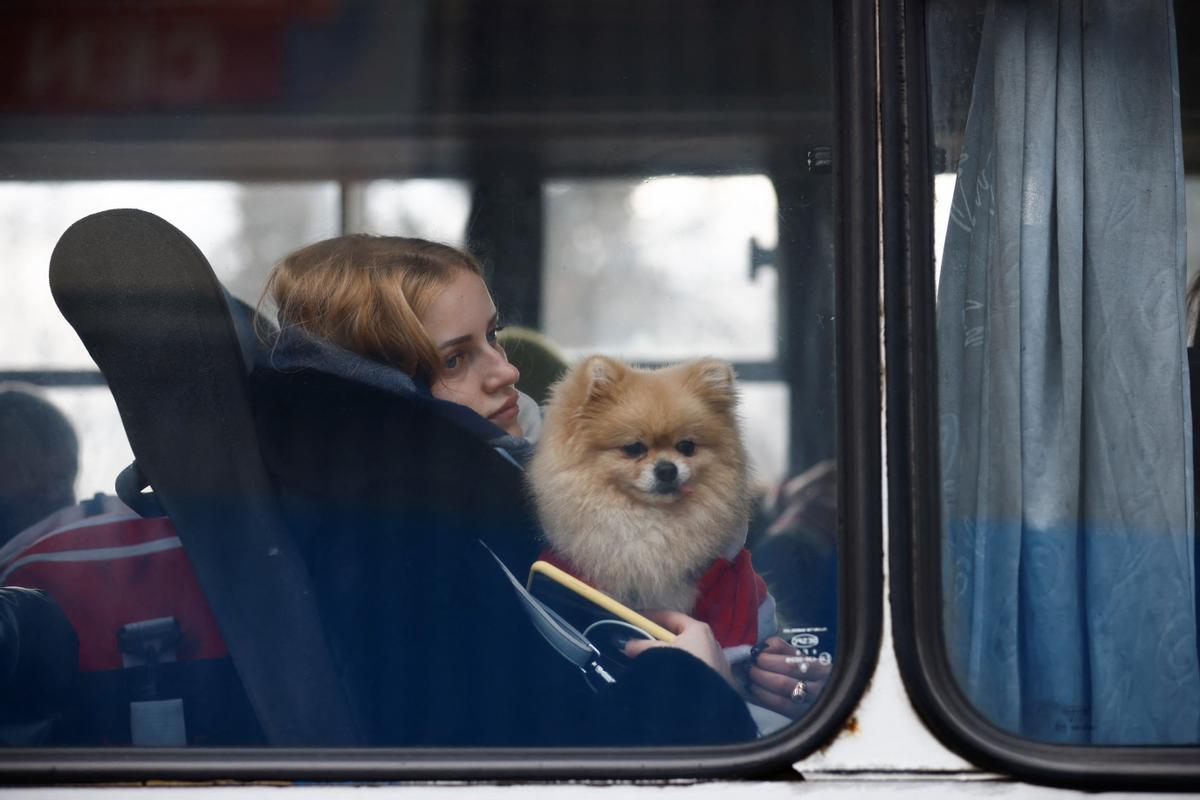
[527,355,754,614]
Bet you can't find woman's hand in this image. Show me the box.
[622,610,735,688]
[746,636,831,718]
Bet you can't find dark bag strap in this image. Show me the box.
[50,209,361,746]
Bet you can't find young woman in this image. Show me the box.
[262,235,538,451]
[252,234,759,746]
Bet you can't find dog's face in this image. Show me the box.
[529,355,753,607]
[539,356,746,509]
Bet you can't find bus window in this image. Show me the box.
[543,175,789,484]
[353,179,472,247]
[0,0,880,779]
[893,0,1200,783]
[0,180,339,500]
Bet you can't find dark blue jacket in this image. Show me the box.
[250,330,757,746]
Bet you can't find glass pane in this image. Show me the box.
[0,0,839,755]
[40,386,134,504]
[740,382,790,489]
[1,181,339,369]
[357,179,472,246]
[930,0,1200,745]
[543,176,779,362]
[0,384,133,549]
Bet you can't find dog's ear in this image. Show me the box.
[548,355,627,419]
[684,358,738,414]
[579,355,625,404]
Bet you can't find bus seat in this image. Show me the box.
[224,291,276,374]
[47,209,361,746]
[0,508,262,745]
[44,209,547,747]
[0,587,79,746]
[111,291,273,518]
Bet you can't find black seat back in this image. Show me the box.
[49,209,361,746]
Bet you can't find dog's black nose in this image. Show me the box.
[654,461,678,483]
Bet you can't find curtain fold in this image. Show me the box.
[937,0,1199,744]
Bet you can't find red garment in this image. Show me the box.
[692,549,771,647]
[538,547,770,648]
[1,511,227,672]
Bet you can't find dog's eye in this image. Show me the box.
[676,440,696,457]
[621,442,648,458]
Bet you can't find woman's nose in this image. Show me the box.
[484,347,520,391]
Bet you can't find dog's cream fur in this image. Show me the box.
[527,356,751,611]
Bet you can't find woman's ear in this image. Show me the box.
[683,358,738,414]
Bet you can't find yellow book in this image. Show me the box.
[526,560,676,643]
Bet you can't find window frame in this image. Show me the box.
[885,0,1200,788]
[0,0,882,781]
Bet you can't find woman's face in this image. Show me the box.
[420,270,524,437]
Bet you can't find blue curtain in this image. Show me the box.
[937,0,1200,744]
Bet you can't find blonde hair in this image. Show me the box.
[262,234,483,382]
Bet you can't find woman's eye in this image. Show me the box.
[443,354,463,370]
[676,440,696,457]
[621,442,648,458]
[487,324,505,344]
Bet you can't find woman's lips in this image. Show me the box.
[489,397,519,422]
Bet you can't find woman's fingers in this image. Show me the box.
[749,664,824,697]
[760,636,794,655]
[623,610,735,687]
[748,682,798,717]
[636,608,695,635]
[748,666,816,695]
[623,637,668,658]
[753,635,832,681]
[753,651,831,682]
[746,637,831,720]
[747,665,824,719]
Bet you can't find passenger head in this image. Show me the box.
[0,385,79,546]
[265,235,523,436]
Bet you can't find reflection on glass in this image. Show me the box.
[0,0,838,754]
[40,387,134,503]
[739,382,790,489]
[543,176,779,362]
[0,181,339,369]
[932,1,1199,744]
[357,180,472,246]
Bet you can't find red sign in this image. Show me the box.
[0,2,338,112]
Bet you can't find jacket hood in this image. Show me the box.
[264,325,535,464]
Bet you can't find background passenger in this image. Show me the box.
[744,460,837,718]
[0,385,78,548]
[496,325,569,406]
